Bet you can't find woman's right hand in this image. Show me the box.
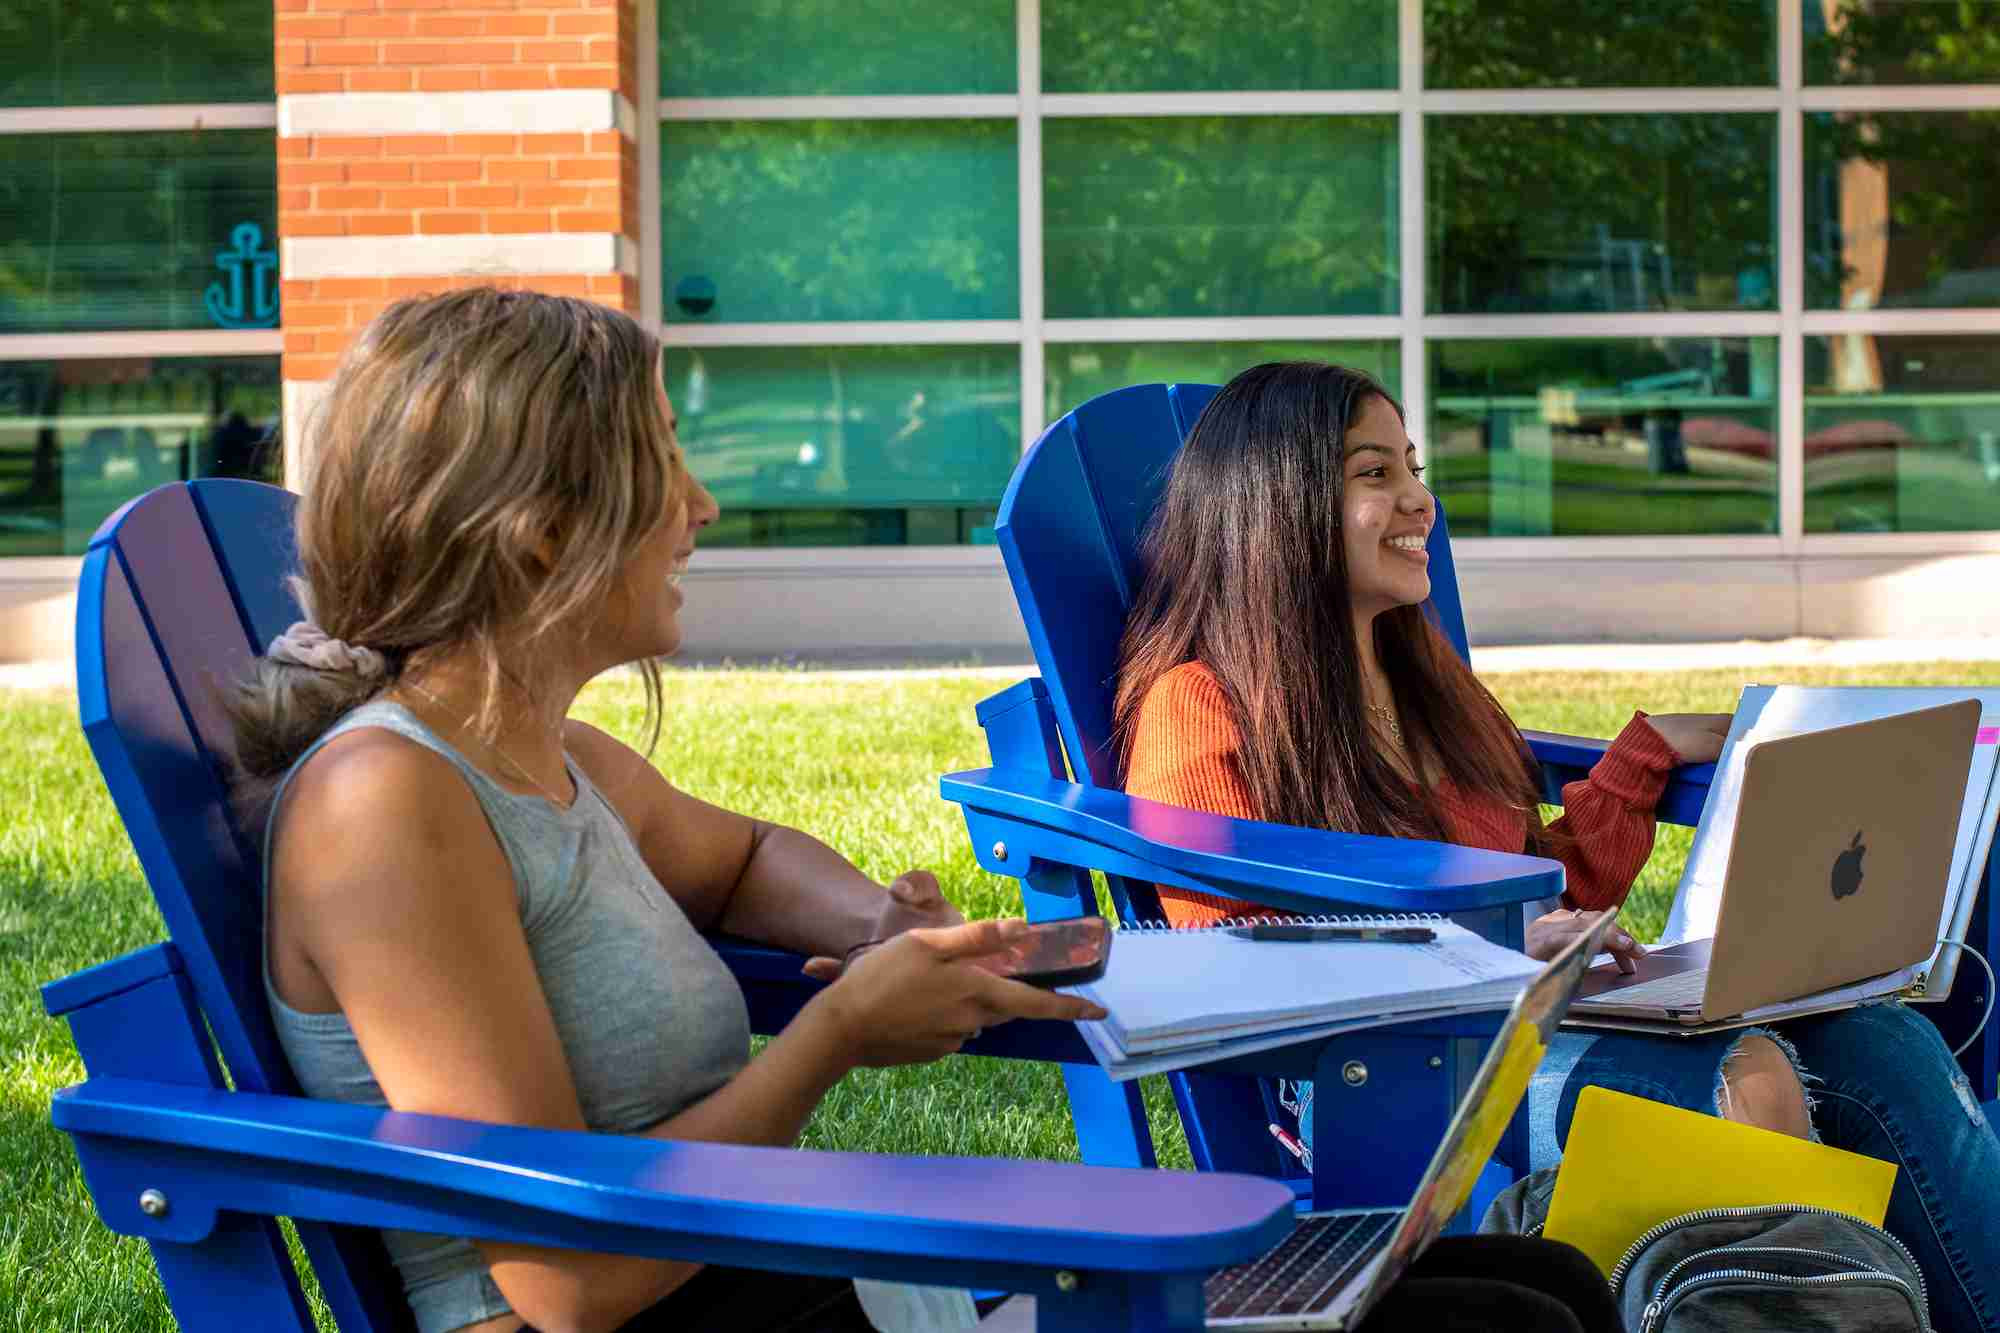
[806,918,1108,1068]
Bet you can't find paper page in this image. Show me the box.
[1076,918,1539,1053]
[1660,686,2000,996]
[1074,1001,1500,1082]
[1732,967,1919,1023]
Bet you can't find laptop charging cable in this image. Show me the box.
[1932,940,1996,1059]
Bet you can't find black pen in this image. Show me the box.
[1226,924,1437,944]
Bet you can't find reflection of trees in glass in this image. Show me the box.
[1046,341,1399,421]
[1428,338,1778,537]
[1802,336,2000,535]
[1805,0,2000,84]
[1426,0,1774,87]
[664,345,1019,511]
[1805,112,2000,310]
[0,131,276,334]
[1043,116,1397,319]
[663,121,1018,323]
[0,0,274,106]
[1042,0,1394,92]
[661,0,1013,96]
[1428,114,1775,314]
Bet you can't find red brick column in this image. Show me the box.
[273,0,642,471]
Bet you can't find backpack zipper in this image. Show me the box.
[1608,1202,1927,1319]
[1636,1268,1929,1333]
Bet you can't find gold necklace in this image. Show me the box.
[400,681,572,807]
[1366,701,1404,747]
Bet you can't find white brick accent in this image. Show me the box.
[282,233,637,280]
[282,379,334,494]
[278,89,637,138]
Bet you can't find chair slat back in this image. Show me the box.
[79,483,293,1093]
[76,480,408,1332]
[997,382,1471,796]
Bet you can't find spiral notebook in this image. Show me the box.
[1071,915,1542,1081]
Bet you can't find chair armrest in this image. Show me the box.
[941,768,1563,912]
[1521,730,1715,828]
[52,1078,1294,1282]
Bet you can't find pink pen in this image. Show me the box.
[1268,1122,1308,1163]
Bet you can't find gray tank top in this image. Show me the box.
[264,701,752,1333]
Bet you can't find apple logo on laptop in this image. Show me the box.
[1831,831,1866,900]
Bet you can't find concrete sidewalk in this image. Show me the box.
[5,636,1997,694]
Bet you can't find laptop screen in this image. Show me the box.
[1346,910,1616,1320]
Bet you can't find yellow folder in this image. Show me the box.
[1542,1085,1897,1274]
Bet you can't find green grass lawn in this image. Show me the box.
[7,660,2000,1329]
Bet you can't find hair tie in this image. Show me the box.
[267,621,388,682]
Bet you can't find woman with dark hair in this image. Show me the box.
[1117,361,2000,1332]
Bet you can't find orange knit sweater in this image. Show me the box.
[1122,662,1679,926]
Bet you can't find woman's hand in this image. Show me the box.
[1643,712,1733,764]
[1527,908,1646,975]
[803,919,1107,1067]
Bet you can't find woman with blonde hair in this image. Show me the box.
[235,287,1101,1333]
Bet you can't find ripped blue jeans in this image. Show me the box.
[1527,1002,2000,1333]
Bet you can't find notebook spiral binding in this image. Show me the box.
[1122,912,1445,932]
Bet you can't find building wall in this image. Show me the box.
[273,0,644,471]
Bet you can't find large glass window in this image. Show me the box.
[1428,338,1779,537]
[0,0,275,107]
[1043,116,1398,319]
[0,130,278,335]
[1047,341,1399,423]
[0,356,280,557]
[1426,0,1775,88]
[663,121,1018,324]
[1429,115,1776,313]
[1042,0,1396,93]
[661,0,1014,97]
[1805,335,2000,533]
[1804,111,2000,310]
[1805,0,2000,85]
[653,0,1999,550]
[665,345,1019,547]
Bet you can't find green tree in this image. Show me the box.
[0,0,274,106]
[1425,0,1775,88]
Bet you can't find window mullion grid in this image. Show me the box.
[1398,0,1426,455]
[1017,0,1045,453]
[0,104,276,134]
[1778,0,1806,555]
[650,29,2000,565]
[0,330,283,358]
[639,0,663,331]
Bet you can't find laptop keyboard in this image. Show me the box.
[1206,1209,1399,1321]
[1590,965,1710,1009]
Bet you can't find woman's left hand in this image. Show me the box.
[1644,712,1733,764]
[1527,908,1646,974]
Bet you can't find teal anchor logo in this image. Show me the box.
[205,222,279,329]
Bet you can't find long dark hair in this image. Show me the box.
[1114,361,1543,842]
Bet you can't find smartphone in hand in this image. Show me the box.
[973,916,1112,988]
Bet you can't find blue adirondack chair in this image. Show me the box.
[39,478,1300,1333]
[943,381,2000,1209]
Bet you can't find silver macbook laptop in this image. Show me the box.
[1203,911,1617,1330]
[1570,699,1979,1027]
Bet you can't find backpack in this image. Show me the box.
[1482,1167,1930,1333]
